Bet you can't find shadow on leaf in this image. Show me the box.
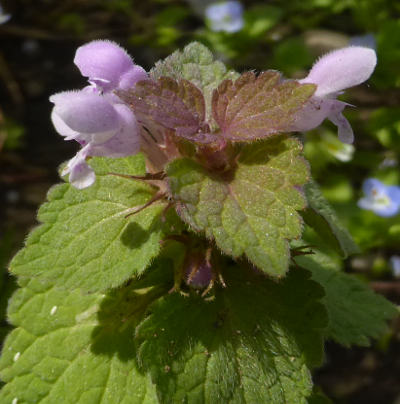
[90,257,174,362]
[133,266,327,402]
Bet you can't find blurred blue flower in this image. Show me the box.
[390,255,400,278]
[0,3,11,24]
[205,1,244,33]
[358,178,400,217]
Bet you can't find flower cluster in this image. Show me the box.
[358,178,400,217]
[205,1,244,33]
[50,41,377,189]
[50,40,147,188]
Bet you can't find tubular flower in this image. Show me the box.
[291,46,377,143]
[50,40,146,188]
[357,178,400,217]
[74,40,147,92]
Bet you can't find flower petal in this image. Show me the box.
[300,46,377,97]
[51,108,81,140]
[118,66,148,90]
[358,179,400,217]
[362,178,385,196]
[387,185,400,204]
[50,90,122,143]
[74,40,134,91]
[328,111,354,144]
[62,146,96,189]
[205,1,244,33]
[69,162,96,189]
[290,98,343,130]
[89,105,141,158]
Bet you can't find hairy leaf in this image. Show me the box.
[0,271,170,404]
[212,71,316,141]
[296,255,398,347]
[10,155,166,292]
[136,266,327,404]
[150,42,239,121]
[167,136,309,277]
[118,77,215,144]
[302,180,360,258]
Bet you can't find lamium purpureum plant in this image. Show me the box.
[0,41,398,404]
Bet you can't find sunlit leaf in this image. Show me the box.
[10,155,166,292]
[118,77,215,144]
[167,136,309,277]
[212,71,316,141]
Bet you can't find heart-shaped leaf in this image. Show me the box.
[10,155,166,292]
[167,136,309,277]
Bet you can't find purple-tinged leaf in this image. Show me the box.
[118,77,217,144]
[212,71,316,141]
[150,42,239,121]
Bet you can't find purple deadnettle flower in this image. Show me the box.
[291,46,377,144]
[74,40,147,92]
[50,40,146,189]
[357,178,400,217]
[184,252,213,289]
[205,1,244,33]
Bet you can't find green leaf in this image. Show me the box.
[302,180,360,258]
[244,5,283,38]
[150,42,239,121]
[0,273,17,348]
[10,154,166,292]
[136,266,327,404]
[212,71,316,141]
[167,136,309,277]
[0,262,173,403]
[307,390,333,404]
[296,255,398,347]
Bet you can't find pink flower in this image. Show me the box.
[291,46,377,143]
[50,40,147,188]
[74,40,147,92]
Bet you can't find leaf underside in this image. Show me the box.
[9,155,165,293]
[212,71,316,141]
[167,136,309,277]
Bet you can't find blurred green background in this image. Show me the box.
[1,1,400,402]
